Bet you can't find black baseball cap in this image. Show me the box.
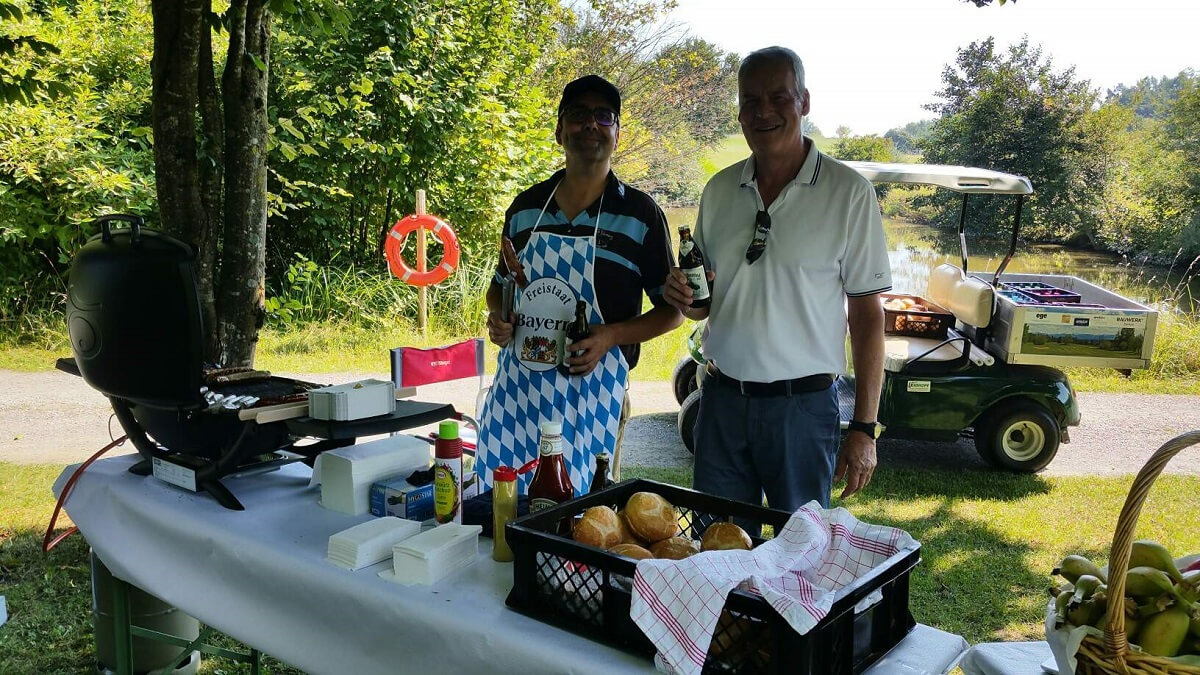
[558,75,621,117]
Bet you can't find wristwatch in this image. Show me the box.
[847,420,881,440]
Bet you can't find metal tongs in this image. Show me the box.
[500,237,527,322]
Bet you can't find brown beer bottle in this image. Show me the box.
[678,225,711,308]
[558,301,590,376]
[588,452,612,494]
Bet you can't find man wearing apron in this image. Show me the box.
[477,76,682,494]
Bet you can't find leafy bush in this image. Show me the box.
[0,0,155,331]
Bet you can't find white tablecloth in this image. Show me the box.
[56,455,967,675]
[57,455,653,675]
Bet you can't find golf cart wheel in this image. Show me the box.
[672,356,700,405]
[678,389,701,454]
[975,402,1060,472]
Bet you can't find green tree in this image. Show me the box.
[0,1,66,103]
[1074,70,1199,260]
[543,0,738,205]
[919,38,1101,243]
[885,119,934,156]
[147,0,350,366]
[832,133,895,163]
[267,0,559,271]
[620,36,738,202]
[0,0,156,329]
[1105,71,1191,120]
[1162,75,1200,254]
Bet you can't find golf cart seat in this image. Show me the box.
[884,264,995,373]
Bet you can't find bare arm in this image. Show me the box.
[835,293,885,498]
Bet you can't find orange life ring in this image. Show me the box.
[385,214,460,286]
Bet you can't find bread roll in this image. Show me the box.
[573,505,622,549]
[701,522,753,552]
[608,543,654,560]
[624,492,677,543]
[650,536,699,560]
[616,511,643,545]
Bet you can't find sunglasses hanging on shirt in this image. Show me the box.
[745,209,771,264]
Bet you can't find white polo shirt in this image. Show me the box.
[693,145,891,382]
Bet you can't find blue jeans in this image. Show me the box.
[691,377,841,534]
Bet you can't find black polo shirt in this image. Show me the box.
[492,169,673,369]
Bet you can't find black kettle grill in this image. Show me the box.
[62,214,454,510]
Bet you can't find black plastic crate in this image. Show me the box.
[504,479,920,675]
[880,294,954,339]
[1022,288,1082,303]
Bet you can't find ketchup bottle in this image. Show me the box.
[527,421,574,536]
[528,421,574,511]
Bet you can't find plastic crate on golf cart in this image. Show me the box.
[504,479,921,675]
[880,293,954,339]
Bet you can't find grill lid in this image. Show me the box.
[67,214,205,408]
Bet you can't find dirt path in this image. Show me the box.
[3,369,1199,476]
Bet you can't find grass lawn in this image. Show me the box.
[3,460,1198,672]
[0,310,697,384]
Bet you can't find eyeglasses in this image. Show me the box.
[560,105,619,127]
[745,209,771,264]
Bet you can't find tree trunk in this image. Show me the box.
[150,0,220,355]
[216,0,272,367]
[196,3,225,360]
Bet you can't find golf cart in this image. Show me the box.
[673,163,1159,472]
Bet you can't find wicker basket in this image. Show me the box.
[1074,429,1200,675]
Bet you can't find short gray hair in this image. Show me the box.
[739,46,805,94]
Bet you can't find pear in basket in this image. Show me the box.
[1134,607,1191,657]
[1053,554,1107,584]
[1130,540,1188,584]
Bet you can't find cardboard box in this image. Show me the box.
[369,462,480,522]
[990,273,1158,370]
[369,475,435,521]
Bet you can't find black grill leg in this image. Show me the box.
[199,478,244,511]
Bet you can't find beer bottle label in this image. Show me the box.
[680,239,695,257]
[682,265,710,301]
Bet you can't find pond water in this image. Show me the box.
[665,208,1200,315]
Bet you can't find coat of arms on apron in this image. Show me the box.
[514,277,577,371]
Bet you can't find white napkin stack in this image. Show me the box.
[317,435,431,515]
[327,517,422,571]
[380,523,482,586]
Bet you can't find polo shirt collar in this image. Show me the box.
[548,168,626,218]
[738,137,823,188]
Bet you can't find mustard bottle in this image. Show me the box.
[492,466,517,562]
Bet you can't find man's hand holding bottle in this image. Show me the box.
[487,310,515,347]
[664,267,715,321]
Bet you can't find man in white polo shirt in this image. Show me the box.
[664,46,890,525]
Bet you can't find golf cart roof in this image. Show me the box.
[845,161,1034,195]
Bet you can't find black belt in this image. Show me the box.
[706,364,834,397]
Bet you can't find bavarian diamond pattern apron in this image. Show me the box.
[477,184,630,494]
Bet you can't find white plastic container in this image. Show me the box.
[379,523,482,586]
[308,379,395,421]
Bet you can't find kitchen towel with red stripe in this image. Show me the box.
[629,502,918,675]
